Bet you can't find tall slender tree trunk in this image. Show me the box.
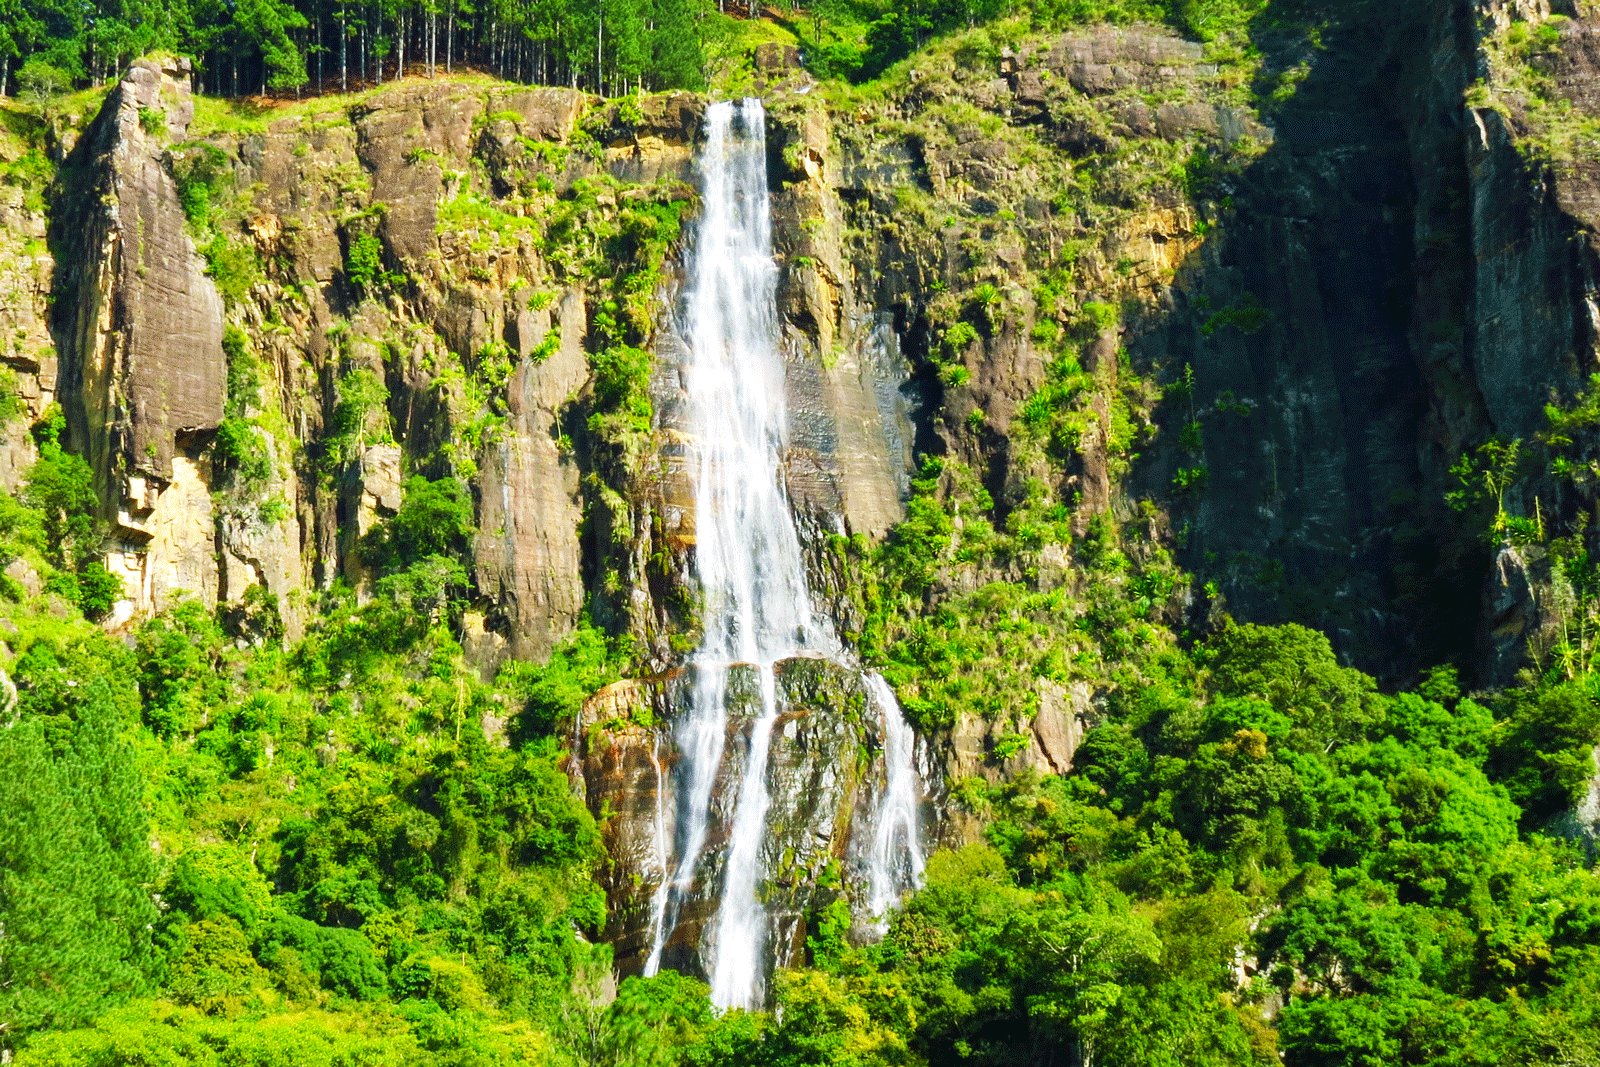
[446,7,453,73]
[316,0,325,92]
[341,5,349,92]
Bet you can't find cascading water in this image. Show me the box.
[640,98,926,1010]
[864,673,927,923]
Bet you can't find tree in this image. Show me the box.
[0,680,158,1044]
[648,0,705,90]
[360,475,476,574]
[1205,623,1381,750]
[235,0,309,92]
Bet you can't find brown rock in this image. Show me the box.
[755,43,802,74]
[473,291,588,658]
[60,56,225,485]
[486,87,586,142]
[354,83,484,262]
[1032,679,1089,774]
[53,56,225,615]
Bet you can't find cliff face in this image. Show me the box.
[12,0,1600,973]
[18,8,1598,661]
[17,55,907,662]
[51,56,227,618]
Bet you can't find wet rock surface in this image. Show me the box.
[571,656,916,979]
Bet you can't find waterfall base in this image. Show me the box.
[570,657,925,984]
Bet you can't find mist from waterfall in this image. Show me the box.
[641,97,925,1011]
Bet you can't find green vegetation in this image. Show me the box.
[358,475,476,625]
[343,231,391,292]
[2,2,1600,1065]
[213,327,277,494]
[1477,12,1600,172]
[0,142,53,215]
[16,408,122,620]
[0,667,157,1036]
[170,142,263,307]
[0,0,709,100]
[321,366,393,477]
[136,104,164,134]
[0,428,641,1061]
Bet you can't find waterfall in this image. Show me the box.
[864,673,926,922]
[641,97,925,1011]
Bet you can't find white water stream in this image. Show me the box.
[637,98,927,1010]
[864,672,927,922]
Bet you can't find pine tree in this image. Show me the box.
[0,680,158,1047]
[649,0,706,90]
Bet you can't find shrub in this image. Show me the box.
[201,235,261,306]
[344,232,386,292]
[75,563,122,622]
[173,145,231,231]
[379,477,472,565]
[24,410,103,571]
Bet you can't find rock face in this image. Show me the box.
[52,56,226,615]
[0,111,56,490]
[767,102,923,538]
[1170,0,1600,682]
[472,292,588,660]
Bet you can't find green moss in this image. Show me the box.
[1480,13,1600,172]
[1199,292,1271,336]
[0,148,53,215]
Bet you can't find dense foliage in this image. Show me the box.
[0,0,711,98]
[0,0,1332,103]
[3,346,1599,1066]
[6,521,1600,1065]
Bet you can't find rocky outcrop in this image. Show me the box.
[473,292,589,660]
[353,82,484,264]
[0,121,55,489]
[768,103,921,539]
[40,64,715,646]
[52,55,226,617]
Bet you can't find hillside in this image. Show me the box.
[2,0,1600,1064]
